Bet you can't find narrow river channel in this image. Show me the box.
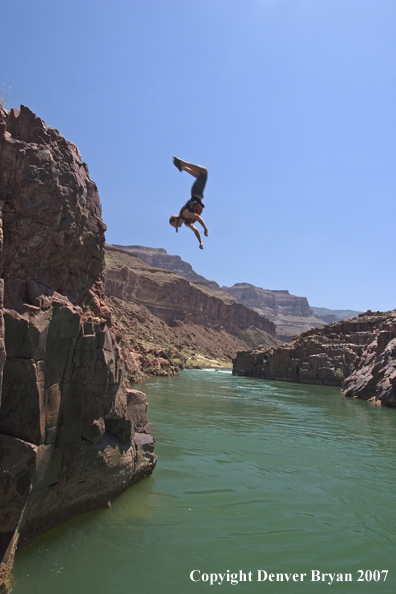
[12,369,396,593]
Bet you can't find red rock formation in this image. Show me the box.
[104,246,279,363]
[106,247,276,335]
[0,106,156,592]
[233,311,391,391]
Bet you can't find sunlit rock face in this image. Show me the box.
[113,244,220,289]
[222,283,327,341]
[0,105,156,593]
[0,105,106,307]
[343,310,396,407]
[105,247,277,337]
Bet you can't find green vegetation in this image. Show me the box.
[104,254,115,266]
[186,358,200,366]
[186,357,232,369]
[334,368,345,381]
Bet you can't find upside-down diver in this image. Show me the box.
[169,157,209,250]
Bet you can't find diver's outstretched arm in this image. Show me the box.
[193,214,209,237]
[188,224,204,250]
[183,212,209,237]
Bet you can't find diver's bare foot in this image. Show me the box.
[199,243,204,250]
[204,230,209,237]
[173,157,183,172]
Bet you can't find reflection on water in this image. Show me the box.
[12,370,396,593]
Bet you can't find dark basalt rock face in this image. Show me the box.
[0,106,156,592]
[0,105,105,308]
[233,311,396,404]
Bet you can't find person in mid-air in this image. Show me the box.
[169,157,209,250]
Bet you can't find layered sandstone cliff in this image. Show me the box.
[104,246,280,366]
[0,106,156,592]
[222,283,326,341]
[233,310,396,407]
[112,245,220,289]
[116,249,361,343]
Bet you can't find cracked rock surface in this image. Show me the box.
[0,105,156,592]
[233,310,396,407]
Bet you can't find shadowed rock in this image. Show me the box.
[0,105,156,592]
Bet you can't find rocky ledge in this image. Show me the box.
[0,106,156,592]
[233,310,396,406]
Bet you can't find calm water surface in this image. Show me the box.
[12,370,396,593]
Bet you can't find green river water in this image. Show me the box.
[12,369,396,593]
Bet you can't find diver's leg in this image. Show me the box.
[173,157,207,179]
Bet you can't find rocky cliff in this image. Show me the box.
[0,106,156,592]
[233,310,396,406]
[113,245,220,289]
[222,283,327,341]
[343,310,396,406]
[116,251,361,343]
[104,246,280,367]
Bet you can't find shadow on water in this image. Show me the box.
[12,370,396,594]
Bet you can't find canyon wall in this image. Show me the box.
[118,249,364,344]
[113,245,220,289]
[343,310,396,406]
[106,256,276,333]
[233,310,396,406]
[222,284,312,317]
[0,106,156,592]
[222,283,326,341]
[104,246,280,366]
[117,249,362,344]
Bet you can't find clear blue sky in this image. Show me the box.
[2,0,395,312]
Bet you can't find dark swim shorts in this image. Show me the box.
[191,171,208,199]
